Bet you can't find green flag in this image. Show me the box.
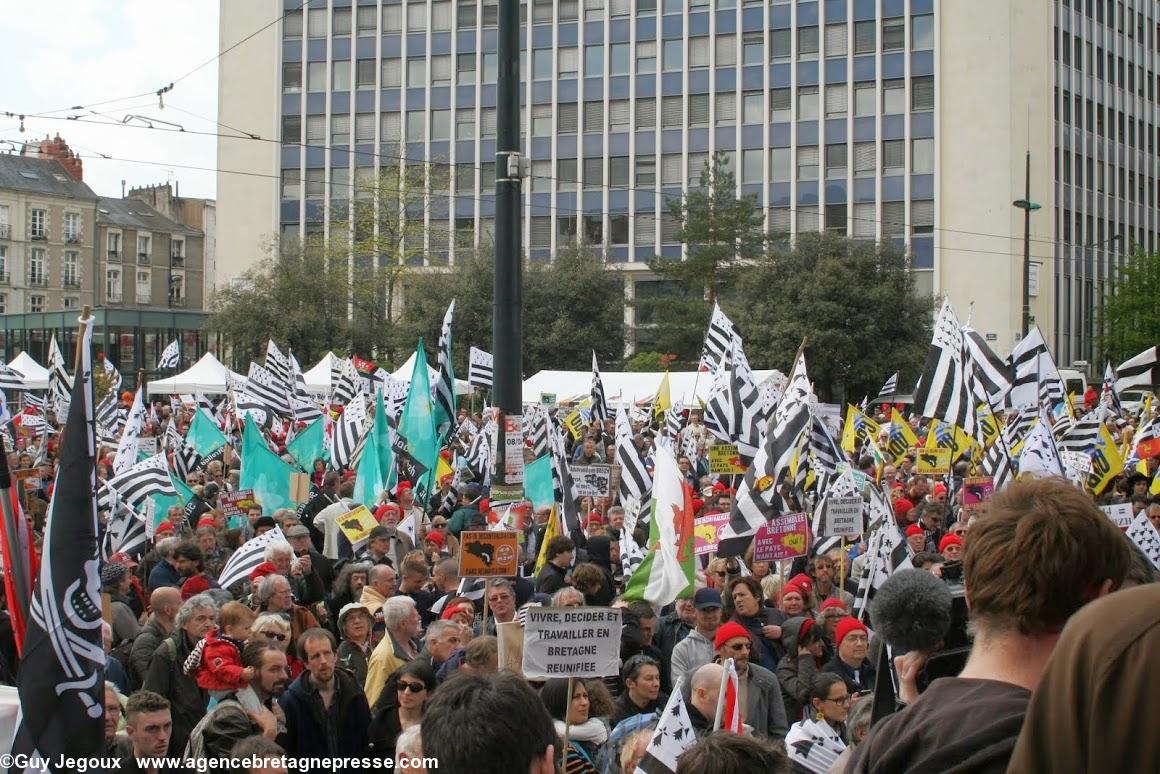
[287,417,325,472]
[523,455,554,510]
[621,445,696,607]
[187,409,227,456]
[240,414,297,512]
[374,387,396,492]
[354,410,386,509]
[399,339,438,500]
[150,472,195,532]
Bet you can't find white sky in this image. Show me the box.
[0,1,223,200]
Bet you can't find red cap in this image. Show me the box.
[583,512,605,529]
[894,498,915,517]
[110,551,138,568]
[932,483,948,497]
[249,561,278,581]
[181,575,211,600]
[713,621,752,651]
[712,480,729,492]
[787,574,813,597]
[905,524,925,537]
[780,583,805,602]
[424,530,446,548]
[798,618,816,640]
[375,503,401,522]
[155,521,175,534]
[196,517,217,529]
[938,534,963,552]
[441,600,475,621]
[835,616,868,646]
[819,597,847,613]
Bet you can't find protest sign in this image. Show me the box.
[459,530,520,577]
[821,496,863,537]
[220,488,256,530]
[915,447,951,474]
[708,444,747,474]
[138,436,158,455]
[289,472,311,503]
[572,464,614,497]
[540,393,556,405]
[522,607,623,679]
[503,415,525,483]
[335,505,379,549]
[752,512,810,562]
[1060,450,1093,474]
[693,513,731,556]
[1101,502,1133,530]
[962,476,994,518]
[496,621,525,675]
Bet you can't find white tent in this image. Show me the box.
[391,351,472,395]
[301,351,339,394]
[146,352,245,396]
[7,351,50,390]
[521,368,783,406]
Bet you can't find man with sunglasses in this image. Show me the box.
[713,622,789,741]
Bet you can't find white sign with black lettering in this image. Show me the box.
[521,607,623,679]
[821,495,864,537]
[1100,502,1133,530]
[138,436,158,456]
[1060,450,1093,474]
[571,464,612,497]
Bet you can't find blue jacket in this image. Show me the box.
[147,560,182,592]
[278,667,371,758]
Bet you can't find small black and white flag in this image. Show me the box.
[615,407,652,505]
[216,526,287,591]
[112,387,145,475]
[0,363,27,392]
[98,453,177,511]
[265,340,291,386]
[468,347,493,390]
[876,372,899,400]
[331,393,367,470]
[1126,512,1160,571]
[912,298,973,435]
[635,678,697,773]
[157,339,181,370]
[699,301,736,373]
[246,361,291,417]
[1114,345,1158,393]
[434,299,457,439]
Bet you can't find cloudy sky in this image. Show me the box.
[0,1,226,200]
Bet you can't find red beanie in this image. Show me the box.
[938,534,963,552]
[834,616,868,646]
[894,498,915,517]
[819,597,847,613]
[196,517,217,529]
[424,530,445,548]
[780,583,805,602]
[932,483,948,497]
[155,521,175,534]
[905,524,925,537]
[798,618,815,640]
[250,561,278,581]
[441,600,474,621]
[787,573,813,597]
[181,575,211,601]
[713,621,752,651]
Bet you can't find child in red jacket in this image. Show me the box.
[184,601,261,712]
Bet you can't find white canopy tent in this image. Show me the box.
[303,351,472,396]
[521,368,784,407]
[7,352,50,390]
[390,351,472,395]
[146,352,246,396]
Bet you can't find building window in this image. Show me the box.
[137,235,151,263]
[332,114,351,145]
[532,49,552,80]
[911,200,934,235]
[742,92,763,124]
[688,95,710,127]
[332,61,351,91]
[332,7,351,34]
[457,0,477,26]
[30,208,46,239]
[824,84,847,117]
[797,146,819,180]
[556,47,578,78]
[739,33,761,66]
[853,20,875,54]
[558,215,577,242]
[585,45,604,77]
[356,59,376,88]
[106,269,122,302]
[771,147,791,181]
[716,34,737,66]
[912,15,934,50]
[882,79,905,113]
[770,88,791,122]
[610,43,631,74]
[584,157,603,188]
[107,232,121,259]
[608,100,631,132]
[662,96,682,128]
[798,27,819,59]
[882,139,905,174]
[355,113,375,143]
[171,238,185,264]
[169,274,184,305]
[457,53,477,83]
[825,203,847,233]
[715,92,735,125]
[307,62,326,91]
[28,295,44,313]
[356,6,376,33]
[742,149,763,183]
[558,104,578,133]
[609,214,629,244]
[770,28,791,60]
[854,82,875,116]
[64,212,80,242]
[852,202,876,238]
[407,58,426,85]
[825,144,847,178]
[307,8,326,37]
[283,62,302,92]
[636,157,656,186]
[911,76,934,110]
[635,213,656,244]
[912,138,934,174]
[825,24,847,57]
[28,248,45,285]
[636,41,657,73]
[661,154,682,186]
[284,9,303,37]
[881,17,905,51]
[0,293,6,314]
[381,113,401,143]
[137,271,151,304]
[853,141,875,177]
[382,58,402,88]
[583,215,603,244]
[636,97,656,128]
[63,296,78,310]
[584,101,604,133]
[662,39,682,70]
[406,111,425,139]
[798,86,819,120]
[0,246,6,281]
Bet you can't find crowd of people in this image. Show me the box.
[5,384,1160,774]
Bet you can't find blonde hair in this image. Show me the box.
[760,574,783,605]
[219,600,257,629]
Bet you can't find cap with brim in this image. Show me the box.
[338,602,373,627]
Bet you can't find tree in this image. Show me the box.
[733,232,935,403]
[636,152,767,363]
[1098,248,1160,364]
[394,244,626,375]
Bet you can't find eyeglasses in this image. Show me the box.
[398,681,427,694]
[260,631,288,641]
[824,694,852,705]
[714,571,727,578]
[843,634,869,644]
[725,642,752,651]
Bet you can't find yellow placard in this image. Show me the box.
[708,444,747,474]
[915,447,951,474]
[335,505,380,546]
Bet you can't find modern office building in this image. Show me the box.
[216,0,1156,366]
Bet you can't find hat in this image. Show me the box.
[368,526,392,541]
[464,483,482,499]
[285,524,310,538]
[712,480,729,492]
[835,616,868,647]
[181,575,212,601]
[787,573,813,597]
[203,482,220,498]
[713,621,752,651]
[100,562,128,587]
[932,483,948,498]
[430,516,448,527]
[337,602,373,628]
[375,503,401,522]
[819,597,847,613]
[938,534,963,553]
[693,587,723,610]
[894,498,915,517]
[780,582,805,602]
[798,618,816,641]
[424,530,446,548]
[905,524,925,537]
[249,561,278,581]
[109,551,138,569]
[583,512,605,529]
[254,516,276,530]
[155,521,175,534]
[196,517,217,530]
[441,599,476,621]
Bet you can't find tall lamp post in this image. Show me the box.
[1086,234,1122,365]
[1012,151,1042,336]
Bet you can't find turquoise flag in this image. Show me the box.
[354,411,386,509]
[287,417,324,472]
[187,409,227,455]
[374,387,396,492]
[398,339,438,500]
[150,471,195,532]
[240,414,297,512]
[523,455,554,510]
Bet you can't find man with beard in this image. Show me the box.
[143,593,215,757]
[185,642,290,758]
[279,628,370,758]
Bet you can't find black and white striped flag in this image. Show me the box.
[663,402,686,440]
[331,393,367,470]
[167,421,201,481]
[216,526,286,591]
[246,361,291,417]
[0,364,27,392]
[22,392,45,411]
[1102,362,1122,415]
[465,421,493,483]
[1017,409,1066,479]
[876,372,899,400]
[549,425,580,533]
[590,351,609,423]
[265,340,291,385]
[808,412,845,478]
[47,334,70,417]
[332,358,361,406]
[112,387,145,475]
[728,337,764,462]
[962,327,1012,408]
[95,391,121,438]
[526,408,549,458]
[912,298,974,435]
[699,301,736,372]
[157,339,181,370]
[102,357,123,394]
[702,351,732,445]
[615,407,652,505]
[102,505,149,561]
[434,300,457,439]
[1006,327,1064,409]
[468,347,493,390]
[98,453,177,511]
[1058,408,1102,454]
[1115,346,1158,393]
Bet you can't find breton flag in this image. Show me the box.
[702,350,733,444]
[0,364,27,392]
[634,678,697,774]
[962,327,1013,408]
[619,516,646,583]
[112,387,146,475]
[1058,409,1102,454]
[157,339,181,370]
[101,505,149,562]
[434,300,457,440]
[1125,512,1160,571]
[47,334,71,418]
[14,314,104,768]
[1102,361,1123,415]
[526,408,549,458]
[912,298,974,435]
[331,393,367,471]
[548,423,580,534]
[808,413,846,481]
[591,351,609,423]
[166,422,201,481]
[850,519,913,622]
[876,372,899,400]
[332,358,362,406]
[216,526,287,591]
[727,336,765,463]
[663,402,686,440]
[101,357,122,394]
[467,346,493,390]
[699,302,737,373]
[1115,346,1158,393]
[94,391,121,443]
[246,361,291,417]
[464,423,493,483]
[621,444,695,609]
[616,406,653,506]
[98,453,178,511]
[1006,327,1064,409]
[1017,409,1066,479]
[264,340,291,386]
[786,717,848,773]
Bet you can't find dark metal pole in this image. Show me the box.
[1021,151,1032,336]
[492,0,522,487]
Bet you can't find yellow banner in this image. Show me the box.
[886,409,919,463]
[841,404,880,454]
[708,444,747,474]
[563,410,585,440]
[1087,425,1124,495]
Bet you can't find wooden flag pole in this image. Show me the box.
[481,577,491,630]
[839,536,847,603]
[73,305,92,372]
[561,675,573,769]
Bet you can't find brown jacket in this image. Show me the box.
[1007,584,1160,774]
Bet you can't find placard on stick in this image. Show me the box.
[821,495,863,537]
[521,607,623,679]
[1101,502,1133,530]
[694,513,731,557]
[915,447,951,475]
[459,530,520,577]
[752,512,809,562]
[336,505,380,550]
[962,476,994,519]
[572,464,617,498]
[708,444,747,474]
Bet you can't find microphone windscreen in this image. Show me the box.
[869,568,953,653]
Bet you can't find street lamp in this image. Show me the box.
[1012,151,1041,336]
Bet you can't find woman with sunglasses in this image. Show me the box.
[541,678,608,774]
[251,613,304,679]
[785,672,850,773]
[368,661,438,761]
[612,655,667,726]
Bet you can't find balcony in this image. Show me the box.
[170,253,185,266]
[137,252,151,265]
[106,292,123,303]
[0,271,9,284]
[28,275,47,287]
[29,231,46,241]
[63,278,81,289]
[107,250,121,262]
[66,235,81,244]
[0,225,9,239]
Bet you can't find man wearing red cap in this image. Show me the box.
[938,533,963,561]
[823,616,875,695]
[905,524,927,554]
[712,621,789,741]
[892,497,915,528]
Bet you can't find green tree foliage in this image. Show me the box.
[1099,249,1160,364]
[636,152,767,362]
[734,232,935,403]
[395,245,626,375]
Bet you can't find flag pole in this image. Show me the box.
[562,675,573,769]
[839,536,846,602]
[0,449,30,655]
[712,657,732,730]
